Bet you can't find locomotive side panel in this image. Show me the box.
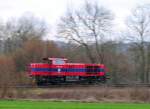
[30,64,106,76]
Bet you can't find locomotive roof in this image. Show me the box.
[65,63,103,65]
[31,63,104,66]
[48,58,67,60]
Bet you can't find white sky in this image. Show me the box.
[0,0,150,39]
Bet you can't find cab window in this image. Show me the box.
[53,59,65,65]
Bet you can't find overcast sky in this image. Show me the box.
[0,0,150,38]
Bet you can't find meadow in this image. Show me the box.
[0,100,150,109]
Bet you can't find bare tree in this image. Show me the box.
[57,1,114,63]
[126,5,150,83]
[2,13,48,53]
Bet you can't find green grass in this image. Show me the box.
[0,100,150,109]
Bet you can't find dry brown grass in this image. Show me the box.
[2,86,150,103]
[129,87,150,102]
[23,86,150,103]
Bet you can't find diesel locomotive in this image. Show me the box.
[29,58,108,85]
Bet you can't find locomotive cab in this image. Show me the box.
[42,58,67,65]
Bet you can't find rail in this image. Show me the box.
[2,83,150,88]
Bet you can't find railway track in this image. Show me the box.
[4,83,150,88]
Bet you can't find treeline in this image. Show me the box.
[57,2,150,84]
[0,1,150,98]
[0,14,64,98]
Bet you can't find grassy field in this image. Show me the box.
[0,100,150,109]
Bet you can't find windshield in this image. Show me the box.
[53,59,65,65]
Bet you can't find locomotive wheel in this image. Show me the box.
[35,76,47,86]
[100,76,107,83]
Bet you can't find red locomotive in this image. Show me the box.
[29,58,108,85]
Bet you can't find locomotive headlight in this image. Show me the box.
[58,68,61,72]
